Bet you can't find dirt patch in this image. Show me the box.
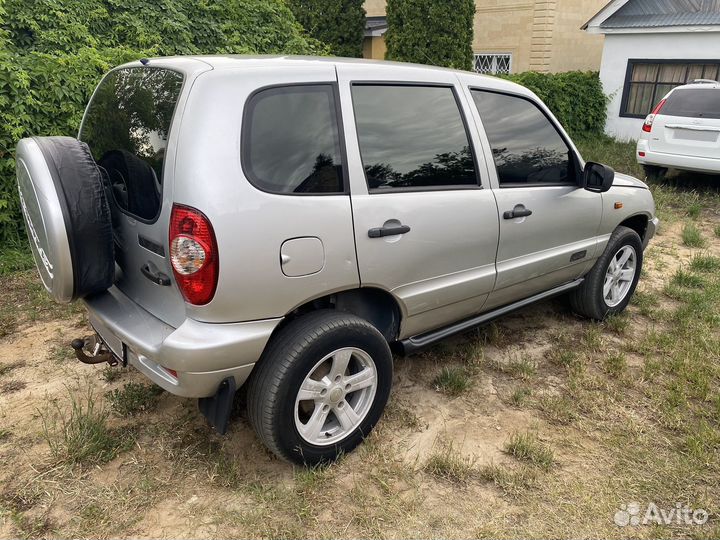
[1,194,719,538]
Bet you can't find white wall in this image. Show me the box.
[600,32,720,141]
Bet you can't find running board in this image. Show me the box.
[398,278,584,355]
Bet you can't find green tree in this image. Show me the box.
[288,0,366,58]
[0,0,329,246]
[385,0,474,70]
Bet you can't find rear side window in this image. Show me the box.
[661,88,720,119]
[242,85,344,194]
[471,90,576,186]
[351,85,478,191]
[80,67,184,221]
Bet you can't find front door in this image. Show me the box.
[468,88,603,309]
[337,65,499,339]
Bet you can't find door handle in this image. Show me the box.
[141,262,171,286]
[368,224,411,238]
[503,204,533,220]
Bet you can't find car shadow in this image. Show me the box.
[651,169,720,194]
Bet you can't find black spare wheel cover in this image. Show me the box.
[15,136,114,303]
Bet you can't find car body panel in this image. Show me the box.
[66,56,658,398]
[336,63,500,338]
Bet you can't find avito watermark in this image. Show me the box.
[614,502,709,527]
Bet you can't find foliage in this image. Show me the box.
[504,71,607,139]
[106,382,163,416]
[385,0,474,70]
[0,0,326,247]
[288,0,366,57]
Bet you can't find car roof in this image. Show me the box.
[670,81,720,91]
[117,54,528,95]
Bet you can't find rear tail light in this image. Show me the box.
[642,98,667,133]
[169,204,218,305]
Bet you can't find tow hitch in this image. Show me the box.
[70,335,118,366]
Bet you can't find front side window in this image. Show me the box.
[80,67,184,221]
[471,90,576,186]
[622,61,720,117]
[352,85,478,191]
[243,85,344,194]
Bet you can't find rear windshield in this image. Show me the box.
[80,67,184,220]
[661,88,720,119]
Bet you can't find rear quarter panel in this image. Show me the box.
[173,67,360,324]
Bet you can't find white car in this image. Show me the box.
[637,80,720,179]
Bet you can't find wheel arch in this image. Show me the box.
[273,287,403,343]
[618,213,650,243]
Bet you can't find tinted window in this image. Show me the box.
[351,85,477,190]
[662,88,720,119]
[471,90,575,186]
[80,67,184,220]
[243,85,344,194]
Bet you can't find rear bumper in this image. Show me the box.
[83,287,281,398]
[636,140,720,174]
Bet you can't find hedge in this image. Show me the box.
[288,0,366,58]
[385,0,475,71]
[503,71,607,140]
[0,0,327,247]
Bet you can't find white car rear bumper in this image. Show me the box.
[637,140,720,175]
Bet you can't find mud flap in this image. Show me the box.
[198,377,236,435]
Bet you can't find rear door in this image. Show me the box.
[337,65,499,339]
[650,87,720,158]
[79,63,205,327]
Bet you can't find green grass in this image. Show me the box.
[477,464,539,496]
[41,387,123,465]
[101,366,121,383]
[504,432,554,471]
[432,366,472,396]
[602,351,627,377]
[509,386,532,407]
[682,223,707,248]
[671,268,705,289]
[686,202,702,219]
[689,254,720,273]
[0,246,34,276]
[424,442,476,483]
[106,382,163,417]
[715,224,720,238]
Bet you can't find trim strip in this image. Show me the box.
[398,278,584,354]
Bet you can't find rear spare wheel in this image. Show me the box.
[16,136,114,303]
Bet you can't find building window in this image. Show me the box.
[473,53,512,75]
[621,60,720,118]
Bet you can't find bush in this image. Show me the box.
[503,71,607,139]
[288,0,366,58]
[385,0,475,70]
[0,0,327,247]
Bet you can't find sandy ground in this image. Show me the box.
[0,214,718,539]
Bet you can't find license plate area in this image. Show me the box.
[671,128,718,143]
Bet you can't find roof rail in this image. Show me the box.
[691,79,719,84]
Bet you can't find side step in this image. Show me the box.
[398,278,584,355]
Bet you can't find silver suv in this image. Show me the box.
[16,56,658,465]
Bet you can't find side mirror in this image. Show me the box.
[583,162,614,193]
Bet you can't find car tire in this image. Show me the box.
[15,136,114,303]
[246,310,393,465]
[570,226,643,321]
[643,165,667,181]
